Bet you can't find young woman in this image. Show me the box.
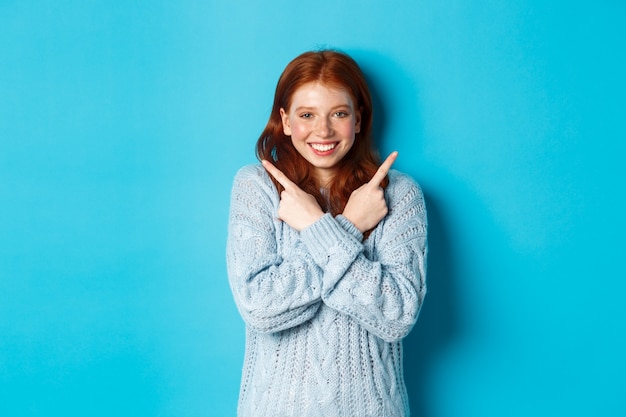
[226,50,427,417]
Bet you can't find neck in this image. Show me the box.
[313,168,335,188]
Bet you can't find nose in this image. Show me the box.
[316,116,333,137]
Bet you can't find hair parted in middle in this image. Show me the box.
[256,49,388,217]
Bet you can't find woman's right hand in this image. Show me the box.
[342,151,398,233]
[262,159,325,231]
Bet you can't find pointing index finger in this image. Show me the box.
[262,160,296,190]
[368,151,398,187]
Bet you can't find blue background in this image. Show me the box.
[1,1,625,416]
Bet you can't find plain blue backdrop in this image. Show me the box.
[1,1,625,416]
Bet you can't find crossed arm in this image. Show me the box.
[227,152,427,341]
[261,151,398,234]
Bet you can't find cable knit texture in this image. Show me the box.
[226,164,427,417]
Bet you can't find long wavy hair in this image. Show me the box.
[256,49,387,216]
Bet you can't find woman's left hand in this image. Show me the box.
[342,151,398,233]
[262,160,324,231]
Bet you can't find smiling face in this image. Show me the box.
[280,82,361,185]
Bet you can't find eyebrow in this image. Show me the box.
[293,105,351,112]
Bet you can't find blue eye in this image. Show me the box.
[300,113,313,119]
[335,111,348,117]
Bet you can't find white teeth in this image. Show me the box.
[310,143,336,152]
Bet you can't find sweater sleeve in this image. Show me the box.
[226,165,323,333]
[299,172,427,343]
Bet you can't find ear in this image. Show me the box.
[355,107,362,134]
[280,108,292,136]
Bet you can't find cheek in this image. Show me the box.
[338,121,357,137]
[289,121,310,140]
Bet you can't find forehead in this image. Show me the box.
[289,82,355,109]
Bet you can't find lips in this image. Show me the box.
[309,142,337,152]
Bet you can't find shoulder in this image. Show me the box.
[231,163,279,202]
[233,163,273,188]
[381,170,428,239]
[385,169,427,216]
[387,169,424,200]
[234,163,267,181]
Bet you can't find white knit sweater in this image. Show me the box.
[226,164,427,417]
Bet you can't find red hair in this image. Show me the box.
[256,50,387,216]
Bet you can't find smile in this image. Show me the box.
[309,142,337,152]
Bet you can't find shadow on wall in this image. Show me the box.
[403,191,461,417]
[354,49,462,417]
